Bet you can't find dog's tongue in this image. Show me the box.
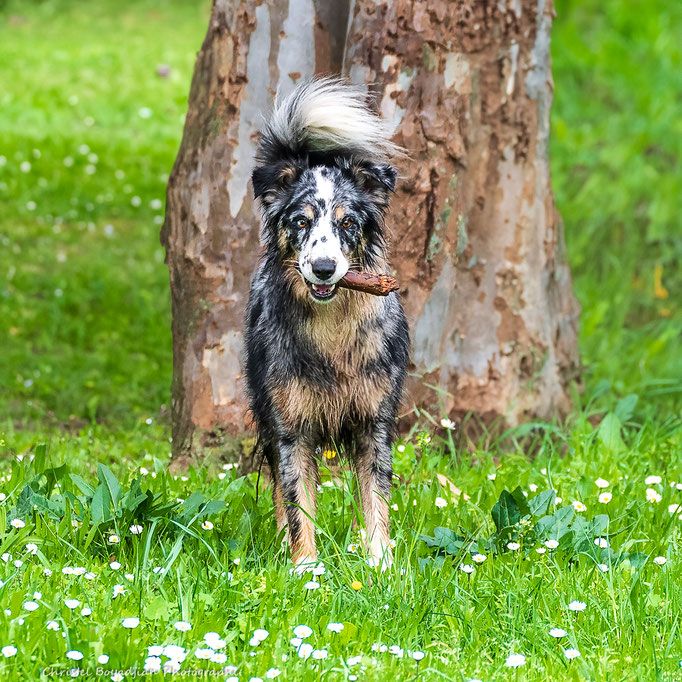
[312,283,333,296]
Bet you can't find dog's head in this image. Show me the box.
[252,158,396,303]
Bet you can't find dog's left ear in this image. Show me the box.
[360,163,398,192]
[355,162,397,193]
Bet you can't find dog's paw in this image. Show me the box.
[368,538,393,572]
[291,556,318,576]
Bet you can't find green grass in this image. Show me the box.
[1,0,681,679]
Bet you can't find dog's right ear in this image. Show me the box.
[252,161,300,202]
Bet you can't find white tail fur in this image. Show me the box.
[260,78,403,164]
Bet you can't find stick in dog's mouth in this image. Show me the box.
[338,271,399,296]
[304,271,399,301]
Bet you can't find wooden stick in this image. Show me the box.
[338,271,399,296]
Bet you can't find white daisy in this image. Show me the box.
[505,653,526,667]
[545,540,559,549]
[564,648,581,660]
[144,658,162,673]
[507,542,521,551]
[646,488,662,503]
[293,625,313,639]
[298,643,313,660]
[252,629,269,642]
[568,600,586,612]
[472,553,487,563]
[653,556,667,565]
[572,501,587,512]
[599,492,612,504]
[595,478,609,488]
[174,621,191,632]
[121,617,140,629]
[645,475,662,485]
[435,497,447,508]
[549,627,567,638]
[327,622,344,633]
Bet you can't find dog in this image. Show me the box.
[244,78,409,571]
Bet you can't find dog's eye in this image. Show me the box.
[296,218,308,229]
[341,216,354,228]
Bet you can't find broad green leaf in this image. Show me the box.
[614,394,639,422]
[70,474,96,498]
[492,490,521,532]
[510,486,531,517]
[529,489,556,517]
[97,464,122,506]
[90,484,112,524]
[597,413,625,452]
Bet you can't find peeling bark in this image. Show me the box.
[163,0,580,464]
[344,0,580,429]
[161,0,348,465]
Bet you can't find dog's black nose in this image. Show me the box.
[311,258,336,281]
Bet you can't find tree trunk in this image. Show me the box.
[161,0,350,466]
[163,0,580,464]
[344,0,580,429]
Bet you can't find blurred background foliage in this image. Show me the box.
[0,0,679,432]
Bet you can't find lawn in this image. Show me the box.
[0,0,680,680]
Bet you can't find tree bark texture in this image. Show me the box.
[344,0,580,428]
[162,0,580,464]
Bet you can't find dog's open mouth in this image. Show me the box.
[306,280,337,302]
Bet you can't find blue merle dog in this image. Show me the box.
[244,79,409,571]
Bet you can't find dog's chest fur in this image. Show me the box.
[271,291,390,433]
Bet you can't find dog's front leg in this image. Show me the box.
[354,419,394,571]
[278,432,319,571]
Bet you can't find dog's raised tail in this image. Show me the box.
[256,78,401,166]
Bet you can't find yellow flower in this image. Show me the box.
[653,265,668,299]
[322,449,337,460]
[351,580,362,591]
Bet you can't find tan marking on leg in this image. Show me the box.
[284,441,319,570]
[356,449,392,571]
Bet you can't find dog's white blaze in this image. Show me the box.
[313,168,335,204]
[298,169,349,286]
